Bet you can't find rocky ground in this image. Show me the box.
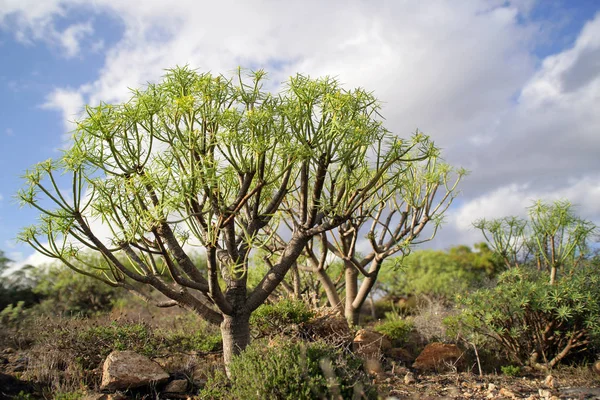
[1,344,599,400]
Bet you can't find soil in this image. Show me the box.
[376,367,600,399]
[1,347,599,399]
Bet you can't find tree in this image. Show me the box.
[376,243,502,302]
[18,66,450,370]
[270,156,465,324]
[451,200,600,369]
[474,200,596,284]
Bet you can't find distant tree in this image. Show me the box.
[376,243,502,302]
[18,66,454,370]
[474,200,596,283]
[0,251,39,310]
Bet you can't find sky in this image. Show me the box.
[0,0,599,268]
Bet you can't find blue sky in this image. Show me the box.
[1,0,599,268]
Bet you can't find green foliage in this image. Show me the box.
[0,252,40,311]
[474,200,596,281]
[451,264,600,368]
[500,365,521,377]
[31,259,125,317]
[378,243,502,300]
[200,338,376,400]
[161,314,222,353]
[75,322,160,367]
[0,301,28,326]
[250,298,315,337]
[374,313,414,346]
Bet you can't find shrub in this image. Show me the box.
[200,338,376,399]
[501,365,521,376]
[31,260,125,317]
[161,314,222,353]
[374,313,414,346]
[450,265,600,369]
[250,298,315,338]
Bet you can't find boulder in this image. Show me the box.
[353,329,392,360]
[593,360,600,376]
[385,347,415,364]
[100,351,169,391]
[163,379,188,393]
[412,343,464,372]
[304,307,353,346]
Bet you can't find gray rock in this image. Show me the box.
[163,379,188,393]
[100,350,169,391]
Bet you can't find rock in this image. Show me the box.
[353,329,392,360]
[385,347,415,364]
[487,383,496,392]
[593,360,600,376]
[100,351,169,391]
[499,387,517,399]
[412,343,464,372]
[164,379,188,393]
[83,393,127,400]
[404,371,416,384]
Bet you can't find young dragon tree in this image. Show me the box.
[264,147,464,325]
[18,66,446,369]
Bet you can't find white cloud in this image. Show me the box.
[3,0,600,254]
[445,175,600,246]
[59,21,93,58]
[42,88,85,131]
[0,1,93,57]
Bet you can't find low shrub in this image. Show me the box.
[250,298,315,338]
[501,365,521,377]
[374,313,414,346]
[449,266,600,369]
[200,338,376,399]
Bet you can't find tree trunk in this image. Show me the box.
[550,266,557,285]
[220,313,251,376]
[345,264,359,326]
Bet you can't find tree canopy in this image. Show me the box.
[18,66,461,367]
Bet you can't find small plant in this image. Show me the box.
[250,298,315,337]
[199,338,376,399]
[374,313,414,346]
[0,301,28,326]
[501,365,521,377]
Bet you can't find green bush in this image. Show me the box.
[377,243,502,301]
[74,321,162,368]
[161,314,222,353]
[500,365,521,377]
[250,298,315,337]
[449,265,600,369]
[31,260,124,317]
[374,313,414,346]
[200,338,376,399]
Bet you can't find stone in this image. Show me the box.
[353,329,392,360]
[163,379,188,393]
[412,342,464,372]
[499,388,517,399]
[593,360,600,376]
[385,347,415,364]
[100,350,169,391]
